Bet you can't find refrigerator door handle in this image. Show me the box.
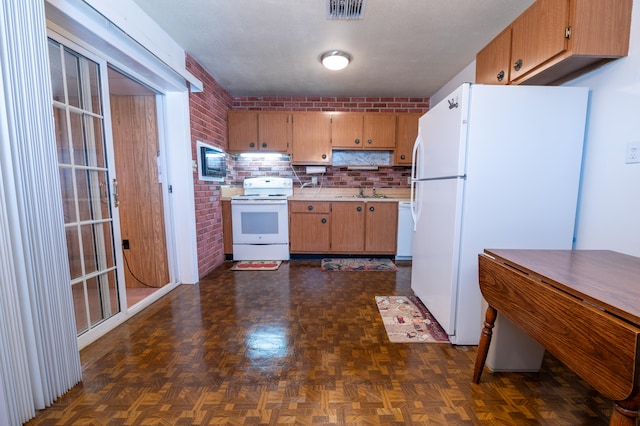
[413,175,466,182]
[410,131,422,231]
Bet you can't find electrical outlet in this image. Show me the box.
[311,176,318,185]
[122,239,130,250]
[626,142,640,164]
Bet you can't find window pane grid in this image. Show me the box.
[49,38,120,336]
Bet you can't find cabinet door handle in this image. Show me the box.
[497,70,505,81]
[307,205,313,211]
[367,139,373,144]
[321,154,327,159]
[321,218,327,224]
[249,142,255,148]
[513,59,523,71]
[355,139,360,145]
[400,154,406,160]
[262,142,267,148]
[369,206,375,212]
[356,206,362,212]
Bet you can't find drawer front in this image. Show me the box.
[289,201,331,214]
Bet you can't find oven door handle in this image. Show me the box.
[231,200,288,206]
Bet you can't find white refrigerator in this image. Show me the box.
[410,83,589,355]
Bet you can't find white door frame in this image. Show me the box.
[46,3,199,349]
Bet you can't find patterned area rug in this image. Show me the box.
[321,258,398,271]
[375,295,450,343]
[231,261,282,271]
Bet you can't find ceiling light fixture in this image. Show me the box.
[321,50,351,71]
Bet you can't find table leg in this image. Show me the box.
[611,387,640,426]
[472,305,497,384]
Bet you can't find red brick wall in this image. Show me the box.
[186,54,233,278]
[229,96,430,188]
[233,96,429,112]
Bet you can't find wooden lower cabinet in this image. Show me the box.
[222,200,233,254]
[289,201,331,253]
[330,202,366,253]
[364,202,398,253]
[289,200,398,255]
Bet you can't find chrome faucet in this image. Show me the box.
[372,187,377,197]
[358,186,364,198]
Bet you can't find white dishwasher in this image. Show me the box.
[396,201,413,260]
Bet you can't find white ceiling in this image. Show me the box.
[131,0,535,98]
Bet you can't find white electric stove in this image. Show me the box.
[230,177,293,260]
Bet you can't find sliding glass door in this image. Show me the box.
[48,39,120,334]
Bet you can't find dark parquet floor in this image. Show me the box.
[27,260,613,425]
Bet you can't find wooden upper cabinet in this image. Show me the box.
[227,110,291,153]
[258,112,291,152]
[395,113,420,165]
[228,110,258,152]
[476,27,512,85]
[291,112,332,165]
[476,0,633,86]
[331,112,364,149]
[510,0,570,82]
[331,112,397,149]
[363,113,396,149]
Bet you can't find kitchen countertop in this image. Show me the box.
[290,187,410,202]
[221,186,411,202]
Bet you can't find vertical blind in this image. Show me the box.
[0,1,82,424]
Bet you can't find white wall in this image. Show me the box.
[565,1,640,257]
[429,61,476,107]
[432,1,640,258]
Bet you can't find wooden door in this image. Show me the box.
[395,113,420,165]
[365,202,398,253]
[258,112,291,152]
[291,112,332,164]
[363,113,396,149]
[228,110,258,152]
[331,112,363,148]
[476,26,512,85]
[510,0,570,82]
[111,95,169,288]
[331,201,365,253]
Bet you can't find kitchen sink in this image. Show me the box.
[334,194,388,199]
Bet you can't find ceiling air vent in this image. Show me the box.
[327,0,367,20]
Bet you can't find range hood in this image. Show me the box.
[346,165,378,171]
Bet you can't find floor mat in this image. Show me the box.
[230,261,282,271]
[375,295,450,343]
[321,258,398,271]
